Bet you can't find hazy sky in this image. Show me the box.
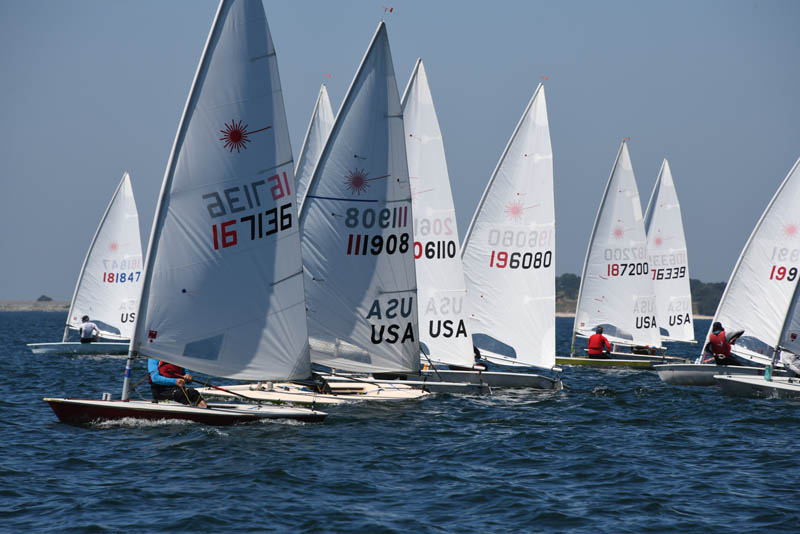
[1,0,798,300]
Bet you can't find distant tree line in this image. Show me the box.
[555,273,725,316]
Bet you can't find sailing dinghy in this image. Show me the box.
[660,157,800,387]
[294,22,448,398]
[28,172,142,356]
[204,23,479,403]
[563,141,684,368]
[643,159,695,344]
[45,0,325,424]
[658,157,800,386]
[458,83,561,389]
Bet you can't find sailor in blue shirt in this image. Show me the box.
[148,358,207,407]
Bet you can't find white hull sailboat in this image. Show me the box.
[398,60,558,390]
[275,21,431,401]
[656,156,800,385]
[657,364,785,386]
[711,158,800,396]
[458,83,562,389]
[198,376,479,405]
[564,140,676,368]
[45,0,326,425]
[715,375,800,398]
[28,172,142,356]
[29,342,129,355]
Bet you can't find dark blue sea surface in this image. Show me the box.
[1,312,798,533]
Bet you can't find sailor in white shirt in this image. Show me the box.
[79,315,99,343]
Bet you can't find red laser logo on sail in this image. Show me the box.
[504,200,539,221]
[654,236,663,247]
[613,226,625,239]
[344,169,390,196]
[785,223,798,238]
[219,120,272,153]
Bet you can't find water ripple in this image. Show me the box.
[1,313,799,532]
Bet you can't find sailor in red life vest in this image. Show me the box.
[148,358,208,407]
[704,322,742,366]
[587,326,612,359]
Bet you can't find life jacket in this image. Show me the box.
[149,361,185,384]
[708,330,731,356]
[588,333,611,355]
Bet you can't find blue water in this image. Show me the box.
[1,312,798,533]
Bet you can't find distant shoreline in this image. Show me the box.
[0,301,69,312]
[0,301,714,320]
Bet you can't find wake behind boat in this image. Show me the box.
[27,172,142,356]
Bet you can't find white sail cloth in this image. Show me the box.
[401,59,473,368]
[66,172,142,340]
[462,85,556,369]
[133,0,310,380]
[643,159,695,342]
[709,157,800,363]
[301,22,419,374]
[296,84,335,208]
[573,141,661,349]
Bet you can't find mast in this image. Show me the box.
[570,141,625,356]
[123,1,228,400]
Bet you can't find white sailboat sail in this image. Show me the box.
[131,0,310,380]
[643,159,695,342]
[462,84,556,369]
[705,156,800,363]
[295,84,335,207]
[65,172,142,340]
[572,141,661,352]
[400,59,473,368]
[300,22,419,374]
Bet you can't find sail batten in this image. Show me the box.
[462,84,556,369]
[644,159,695,342]
[573,141,661,351]
[132,0,310,380]
[65,172,143,341]
[300,22,419,374]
